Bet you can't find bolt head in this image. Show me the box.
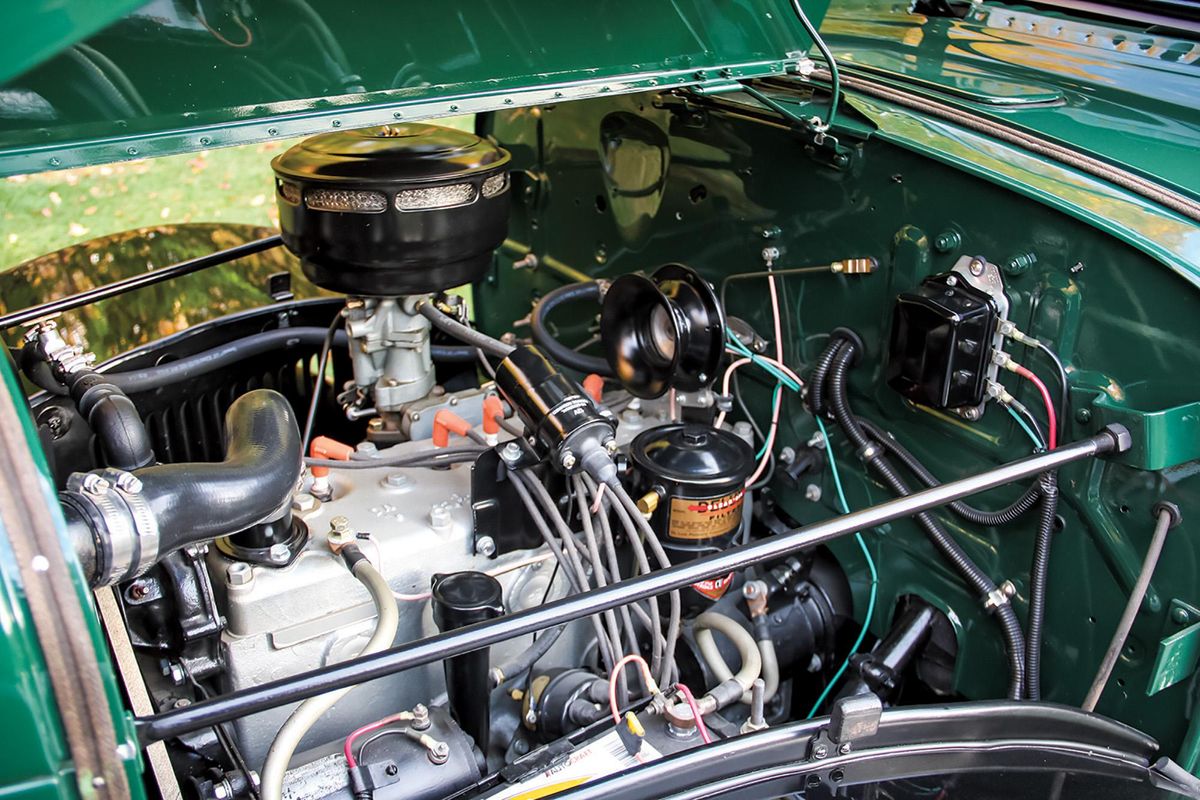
[969,258,985,276]
[227,563,253,586]
[964,407,981,421]
[559,450,577,470]
[475,536,497,557]
[429,742,450,764]
[501,442,522,462]
[805,483,822,502]
[115,472,143,494]
[838,742,852,754]
[329,515,351,533]
[385,473,413,490]
[813,744,828,759]
[292,492,316,512]
[604,439,619,455]
[81,474,110,496]
[945,275,958,287]
[269,543,291,563]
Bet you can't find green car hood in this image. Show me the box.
[819,0,1200,202]
[0,0,827,177]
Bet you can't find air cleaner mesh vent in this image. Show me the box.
[481,172,509,198]
[305,188,387,214]
[395,183,477,211]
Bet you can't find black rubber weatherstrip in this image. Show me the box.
[133,426,1127,744]
[550,702,1168,800]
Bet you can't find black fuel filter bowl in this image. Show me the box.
[272,123,511,296]
[629,422,755,560]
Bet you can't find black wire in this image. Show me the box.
[788,0,841,128]
[180,663,260,800]
[301,313,343,458]
[1012,401,1048,450]
[524,561,563,692]
[356,727,412,766]
[1027,338,1069,444]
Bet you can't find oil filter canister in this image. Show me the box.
[629,422,755,560]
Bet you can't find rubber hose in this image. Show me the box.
[261,549,398,800]
[693,611,763,705]
[826,343,1026,700]
[418,301,514,359]
[1082,507,1175,711]
[757,637,780,703]
[98,327,475,395]
[64,368,155,470]
[857,417,1043,526]
[530,282,613,377]
[1026,471,1058,701]
[18,341,68,395]
[64,389,302,585]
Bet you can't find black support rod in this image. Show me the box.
[134,425,1128,745]
[0,235,284,330]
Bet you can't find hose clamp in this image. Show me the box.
[67,472,136,586]
[99,468,160,579]
[983,580,1016,613]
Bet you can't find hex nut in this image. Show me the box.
[292,492,317,512]
[227,563,254,586]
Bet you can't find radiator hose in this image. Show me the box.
[61,389,302,586]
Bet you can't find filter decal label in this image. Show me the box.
[667,490,744,540]
[692,573,735,601]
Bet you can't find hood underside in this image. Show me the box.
[0,0,827,177]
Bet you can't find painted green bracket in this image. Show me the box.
[1149,599,1200,696]
[1075,389,1200,471]
[1063,460,1161,614]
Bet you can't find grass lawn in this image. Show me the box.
[0,117,474,272]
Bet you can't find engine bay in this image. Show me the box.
[7,78,1198,800]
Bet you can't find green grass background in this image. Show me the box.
[0,117,474,272]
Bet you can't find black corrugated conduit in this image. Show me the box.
[816,334,1026,700]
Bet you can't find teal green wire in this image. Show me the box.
[754,386,783,459]
[805,416,879,719]
[1003,403,1045,450]
[727,333,801,392]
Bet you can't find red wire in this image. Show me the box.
[1013,364,1057,450]
[343,711,413,768]
[674,683,714,745]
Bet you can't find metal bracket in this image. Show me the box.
[949,255,1010,423]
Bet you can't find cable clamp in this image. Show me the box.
[855,441,881,462]
[983,580,1017,613]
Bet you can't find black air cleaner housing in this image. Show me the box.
[272,123,511,296]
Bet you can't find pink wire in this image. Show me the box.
[1014,364,1057,450]
[743,267,787,487]
[673,683,713,744]
[609,654,656,723]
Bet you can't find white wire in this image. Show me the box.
[744,266,786,487]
